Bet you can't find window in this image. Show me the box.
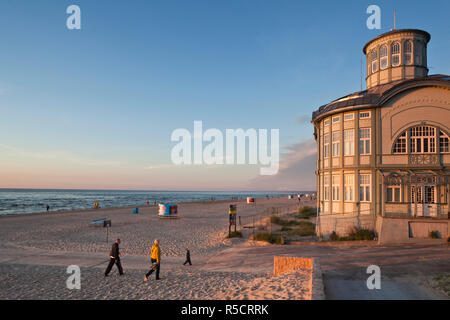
[387,186,401,203]
[324,134,330,158]
[359,174,371,202]
[324,119,330,126]
[371,49,378,72]
[380,45,388,69]
[332,175,340,201]
[324,175,330,201]
[415,42,422,65]
[332,116,340,123]
[440,130,449,153]
[391,42,400,67]
[344,174,354,202]
[410,126,435,153]
[393,131,407,153]
[359,128,371,155]
[404,41,412,65]
[359,111,371,119]
[344,130,354,156]
[332,132,340,157]
[344,113,354,121]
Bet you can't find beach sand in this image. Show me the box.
[0,197,314,300]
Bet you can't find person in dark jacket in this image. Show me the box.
[104,239,124,276]
[183,248,192,266]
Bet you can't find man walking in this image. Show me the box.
[183,248,192,266]
[105,239,124,277]
[144,239,160,281]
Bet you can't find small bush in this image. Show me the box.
[227,231,242,238]
[287,221,316,236]
[280,226,292,232]
[270,215,299,226]
[429,230,440,239]
[254,232,284,244]
[329,231,339,241]
[296,206,316,219]
[340,227,376,241]
[328,228,375,241]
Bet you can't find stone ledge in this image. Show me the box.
[273,256,325,300]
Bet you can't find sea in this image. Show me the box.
[0,189,309,215]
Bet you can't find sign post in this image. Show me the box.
[229,204,237,237]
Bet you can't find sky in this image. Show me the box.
[0,0,449,191]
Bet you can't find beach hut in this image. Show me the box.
[247,197,255,204]
[158,204,178,218]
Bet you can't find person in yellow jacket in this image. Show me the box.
[144,239,161,281]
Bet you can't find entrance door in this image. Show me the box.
[411,186,423,217]
[423,185,437,217]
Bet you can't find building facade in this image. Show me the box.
[312,29,450,241]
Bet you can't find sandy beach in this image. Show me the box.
[0,197,314,300]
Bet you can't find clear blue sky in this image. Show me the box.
[0,0,449,190]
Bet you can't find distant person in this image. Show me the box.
[105,239,124,277]
[144,239,160,281]
[183,248,192,266]
[46,204,50,212]
[146,201,149,206]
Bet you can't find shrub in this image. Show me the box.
[296,206,317,219]
[280,226,292,232]
[429,230,440,239]
[254,232,284,244]
[270,215,299,226]
[288,221,316,236]
[340,227,376,241]
[329,231,339,241]
[227,231,242,238]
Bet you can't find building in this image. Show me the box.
[311,29,450,243]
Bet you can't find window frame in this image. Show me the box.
[332,175,340,202]
[344,129,355,156]
[359,174,371,202]
[440,130,450,153]
[344,174,355,202]
[386,186,401,203]
[404,40,412,65]
[323,134,330,158]
[344,113,354,121]
[359,128,371,155]
[371,49,378,73]
[380,44,388,70]
[391,42,401,67]
[359,111,371,119]
[332,131,340,157]
[324,175,330,201]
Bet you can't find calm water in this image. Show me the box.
[0,189,306,215]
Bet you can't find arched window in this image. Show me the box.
[410,126,435,153]
[371,49,378,72]
[404,40,412,65]
[415,41,422,65]
[391,42,400,67]
[392,126,447,154]
[380,45,388,69]
[440,130,449,153]
[393,131,407,153]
